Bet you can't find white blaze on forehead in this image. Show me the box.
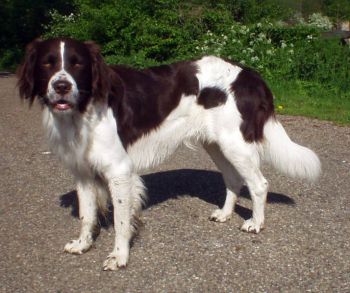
[47,40,79,100]
[60,41,65,70]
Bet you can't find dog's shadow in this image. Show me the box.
[60,169,294,227]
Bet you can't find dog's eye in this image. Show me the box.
[42,62,52,68]
[70,56,83,68]
[42,55,56,68]
[72,62,82,68]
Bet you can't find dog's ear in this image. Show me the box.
[84,41,110,101]
[17,39,42,105]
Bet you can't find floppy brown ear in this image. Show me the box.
[17,39,42,105]
[84,41,110,101]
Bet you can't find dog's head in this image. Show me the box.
[17,38,110,114]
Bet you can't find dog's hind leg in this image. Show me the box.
[204,142,242,222]
[64,179,98,254]
[216,136,268,233]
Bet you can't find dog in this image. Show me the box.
[17,37,321,270]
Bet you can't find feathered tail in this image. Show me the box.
[262,118,321,182]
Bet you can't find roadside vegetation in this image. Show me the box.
[1,0,349,124]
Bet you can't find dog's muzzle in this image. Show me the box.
[49,80,75,111]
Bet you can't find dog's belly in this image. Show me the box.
[126,94,207,171]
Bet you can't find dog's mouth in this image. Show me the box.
[52,99,74,111]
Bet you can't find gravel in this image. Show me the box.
[1,77,349,292]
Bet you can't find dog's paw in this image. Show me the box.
[241,218,264,233]
[64,238,93,255]
[103,253,128,271]
[209,208,232,222]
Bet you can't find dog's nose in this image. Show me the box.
[53,80,72,95]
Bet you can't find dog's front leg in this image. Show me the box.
[103,172,134,270]
[64,180,98,254]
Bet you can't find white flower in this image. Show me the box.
[251,56,259,62]
[258,33,266,39]
[308,12,333,30]
[239,25,249,35]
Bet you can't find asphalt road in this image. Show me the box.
[1,76,349,292]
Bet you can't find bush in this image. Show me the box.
[307,12,333,30]
[43,1,349,103]
[2,0,349,123]
[195,22,350,91]
[0,48,22,72]
[45,0,233,66]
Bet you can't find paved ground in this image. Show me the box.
[1,76,349,292]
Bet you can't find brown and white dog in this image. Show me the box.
[17,37,321,270]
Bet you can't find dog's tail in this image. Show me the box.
[262,118,321,182]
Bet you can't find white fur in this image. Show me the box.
[42,54,321,269]
[196,56,242,91]
[44,105,145,269]
[262,118,321,181]
[127,94,206,171]
[64,180,97,254]
[60,42,65,68]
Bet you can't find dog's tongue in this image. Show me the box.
[55,103,71,111]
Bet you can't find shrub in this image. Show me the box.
[195,21,350,92]
[45,0,233,66]
[0,48,22,71]
[44,1,349,97]
[307,12,333,31]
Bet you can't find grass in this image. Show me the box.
[268,79,350,125]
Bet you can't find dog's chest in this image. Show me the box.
[43,107,129,178]
[43,109,96,176]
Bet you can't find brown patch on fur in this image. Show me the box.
[84,41,110,103]
[108,62,199,148]
[197,87,227,109]
[231,68,275,142]
[17,39,42,105]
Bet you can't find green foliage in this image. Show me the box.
[270,79,350,124]
[1,0,349,123]
[196,22,350,93]
[322,0,350,22]
[44,0,236,65]
[0,48,22,72]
